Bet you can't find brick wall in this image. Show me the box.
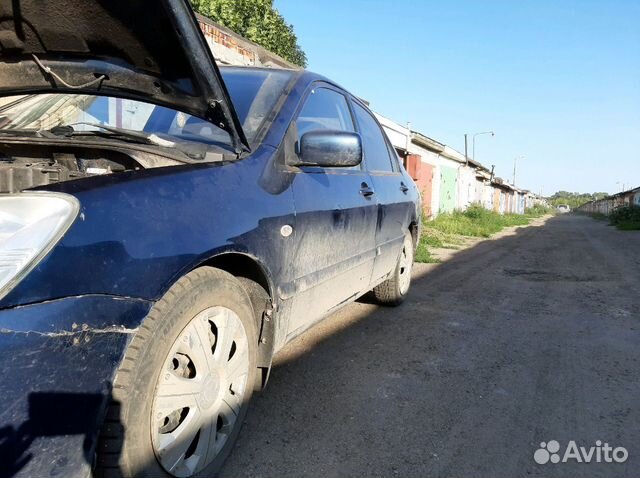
[197,15,297,68]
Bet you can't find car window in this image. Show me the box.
[145,68,293,146]
[296,87,355,140]
[0,69,293,150]
[352,102,394,173]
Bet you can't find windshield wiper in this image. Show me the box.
[40,123,212,161]
[43,123,176,148]
[0,128,39,138]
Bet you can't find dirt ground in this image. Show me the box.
[221,214,640,478]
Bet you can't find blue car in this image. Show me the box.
[0,1,421,476]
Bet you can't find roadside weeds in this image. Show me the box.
[582,206,640,231]
[416,205,553,264]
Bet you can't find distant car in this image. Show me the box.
[556,204,571,213]
[0,1,421,477]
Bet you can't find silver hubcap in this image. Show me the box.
[151,306,250,477]
[398,235,414,295]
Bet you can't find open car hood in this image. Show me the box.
[0,0,249,153]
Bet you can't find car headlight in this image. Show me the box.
[0,192,79,300]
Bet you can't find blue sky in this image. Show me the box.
[275,0,640,195]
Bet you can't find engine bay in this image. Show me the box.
[0,142,180,193]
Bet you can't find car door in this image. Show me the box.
[351,100,413,285]
[285,85,378,337]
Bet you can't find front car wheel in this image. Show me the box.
[96,267,258,478]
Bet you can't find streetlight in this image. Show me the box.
[513,155,524,186]
[616,182,626,192]
[472,131,495,161]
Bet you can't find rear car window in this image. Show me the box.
[352,102,394,173]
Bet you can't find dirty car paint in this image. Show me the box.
[0,295,151,478]
[0,70,421,477]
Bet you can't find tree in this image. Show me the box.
[548,191,612,209]
[190,0,307,68]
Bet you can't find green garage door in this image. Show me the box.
[439,166,457,213]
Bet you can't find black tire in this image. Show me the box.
[235,277,273,391]
[96,267,259,478]
[372,231,415,306]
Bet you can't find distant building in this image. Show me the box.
[375,111,545,218]
[579,186,640,215]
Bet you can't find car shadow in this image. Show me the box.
[0,392,119,478]
[218,221,547,476]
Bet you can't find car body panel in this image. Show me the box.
[348,99,419,283]
[0,146,297,318]
[0,295,152,478]
[368,169,418,283]
[279,80,379,335]
[286,165,378,335]
[0,70,420,327]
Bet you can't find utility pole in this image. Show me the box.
[513,156,524,186]
[464,134,468,166]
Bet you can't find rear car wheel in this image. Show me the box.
[96,267,258,478]
[372,231,414,306]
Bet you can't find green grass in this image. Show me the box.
[421,227,464,247]
[414,204,540,263]
[421,234,444,248]
[426,204,530,238]
[415,237,440,263]
[609,206,640,231]
[525,204,553,218]
[582,206,640,230]
[616,221,640,231]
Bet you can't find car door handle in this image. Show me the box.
[360,182,375,198]
[400,182,410,194]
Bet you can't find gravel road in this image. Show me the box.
[221,214,640,478]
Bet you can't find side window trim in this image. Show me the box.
[383,135,402,173]
[350,97,400,175]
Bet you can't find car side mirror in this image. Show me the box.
[290,131,362,168]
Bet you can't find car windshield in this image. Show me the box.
[0,67,293,149]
